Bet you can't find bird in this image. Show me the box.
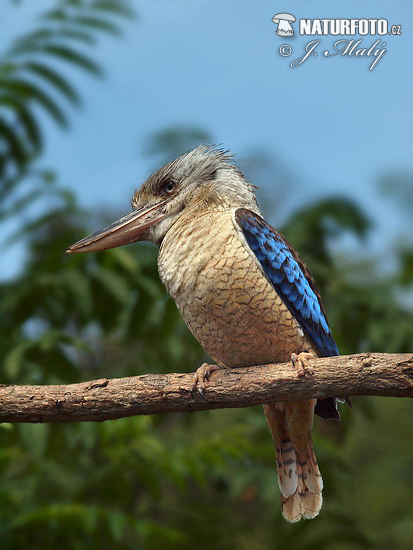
[67,145,346,522]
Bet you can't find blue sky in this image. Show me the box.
[2,1,413,277]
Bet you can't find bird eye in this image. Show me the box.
[163,180,176,194]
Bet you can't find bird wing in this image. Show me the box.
[234,208,339,358]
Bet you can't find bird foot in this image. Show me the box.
[291,352,316,377]
[192,363,219,397]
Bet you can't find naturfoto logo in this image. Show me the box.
[273,13,402,71]
[299,19,400,36]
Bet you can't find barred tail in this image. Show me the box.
[264,400,323,523]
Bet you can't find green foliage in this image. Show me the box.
[0,0,132,221]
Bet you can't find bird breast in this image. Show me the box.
[157,210,315,368]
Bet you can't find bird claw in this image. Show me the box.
[191,363,219,398]
[291,352,316,377]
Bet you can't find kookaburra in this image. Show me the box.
[68,146,346,522]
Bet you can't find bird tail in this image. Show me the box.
[264,400,323,523]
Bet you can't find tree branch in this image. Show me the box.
[1,353,413,423]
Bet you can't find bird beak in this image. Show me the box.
[66,199,169,254]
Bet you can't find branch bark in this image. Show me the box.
[1,353,413,423]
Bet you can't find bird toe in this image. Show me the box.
[291,352,316,377]
[191,363,219,398]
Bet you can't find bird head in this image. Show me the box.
[66,145,259,254]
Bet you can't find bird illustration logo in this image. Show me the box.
[272,13,296,37]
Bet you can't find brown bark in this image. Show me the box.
[1,353,413,423]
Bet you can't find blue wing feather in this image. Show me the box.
[235,208,339,358]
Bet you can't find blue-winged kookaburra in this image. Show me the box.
[67,146,346,522]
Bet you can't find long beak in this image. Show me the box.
[66,200,168,254]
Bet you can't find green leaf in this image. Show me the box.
[91,0,135,18]
[0,116,28,169]
[70,15,122,36]
[41,8,67,23]
[38,329,81,352]
[91,268,131,305]
[57,28,98,45]
[61,270,93,318]
[0,95,42,152]
[3,339,34,378]
[23,62,81,106]
[0,78,68,128]
[108,511,128,542]
[11,28,96,51]
[12,28,54,49]
[38,44,103,76]
[109,247,141,276]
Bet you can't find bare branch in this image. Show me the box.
[1,353,412,423]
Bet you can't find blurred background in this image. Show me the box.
[0,1,412,548]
